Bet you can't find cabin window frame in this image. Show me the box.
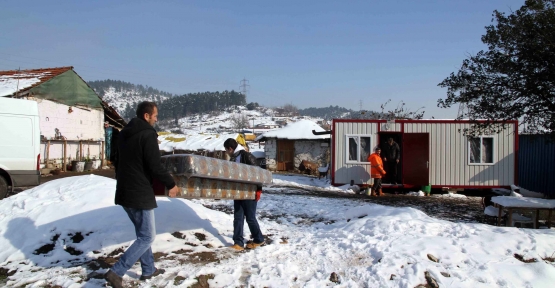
[345,134,372,164]
[468,136,495,165]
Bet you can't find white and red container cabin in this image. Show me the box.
[330,119,518,190]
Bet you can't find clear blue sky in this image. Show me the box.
[1,0,525,118]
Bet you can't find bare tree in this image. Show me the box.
[282,103,299,116]
[230,113,249,131]
[357,99,425,120]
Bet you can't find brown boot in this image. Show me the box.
[140,268,166,281]
[378,188,384,196]
[370,188,377,196]
[104,270,123,288]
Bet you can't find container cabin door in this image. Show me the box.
[277,140,295,171]
[402,133,429,185]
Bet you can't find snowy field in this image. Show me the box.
[1,175,554,287]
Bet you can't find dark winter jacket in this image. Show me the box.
[114,118,175,209]
[382,141,400,161]
[229,146,261,194]
[230,149,258,166]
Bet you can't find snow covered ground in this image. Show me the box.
[156,105,324,136]
[1,175,555,287]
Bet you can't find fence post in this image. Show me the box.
[101,140,105,166]
[46,140,50,165]
[79,141,83,161]
[63,140,67,172]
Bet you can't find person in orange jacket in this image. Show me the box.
[368,147,386,196]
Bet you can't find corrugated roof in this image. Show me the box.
[0,66,126,128]
[0,66,73,97]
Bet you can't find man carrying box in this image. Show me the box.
[223,138,265,251]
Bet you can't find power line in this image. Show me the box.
[239,78,249,101]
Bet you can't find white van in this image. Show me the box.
[0,97,41,199]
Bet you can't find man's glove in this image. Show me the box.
[255,189,262,201]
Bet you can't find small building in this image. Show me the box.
[254,123,280,129]
[256,120,330,172]
[331,119,518,189]
[0,67,125,171]
[273,118,290,127]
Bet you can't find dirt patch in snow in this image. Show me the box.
[363,194,484,223]
[189,273,215,288]
[266,188,485,224]
[514,253,538,263]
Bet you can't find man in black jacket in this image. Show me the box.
[223,138,265,251]
[105,102,179,288]
[382,138,401,184]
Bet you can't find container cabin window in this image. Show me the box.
[468,137,494,164]
[346,135,371,163]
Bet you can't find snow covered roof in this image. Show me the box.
[255,120,330,141]
[159,133,241,152]
[0,66,73,97]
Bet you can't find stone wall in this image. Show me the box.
[265,138,278,171]
[264,139,329,172]
[293,140,328,170]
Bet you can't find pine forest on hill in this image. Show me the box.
[298,105,353,119]
[89,80,247,122]
[157,90,246,121]
[90,79,386,122]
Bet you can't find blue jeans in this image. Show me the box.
[233,200,264,246]
[111,207,156,277]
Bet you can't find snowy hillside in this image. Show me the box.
[157,105,326,136]
[154,106,329,160]
[102,86,171,115]
[88,80,173,117]
[88,79,345,134]
[96,86,171,116]
[89,79,352,125]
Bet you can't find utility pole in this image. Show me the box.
[359,99,365,116]
[240,78,250,102]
